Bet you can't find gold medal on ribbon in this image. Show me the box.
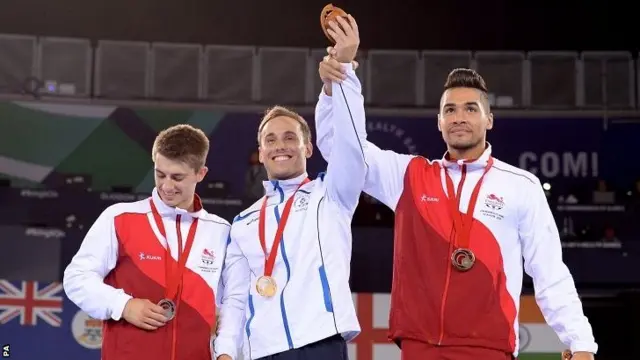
[256,178,310,299]
[256,276,277,298]
[451,248,475,272]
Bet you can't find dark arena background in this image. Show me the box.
[0,0,638,359]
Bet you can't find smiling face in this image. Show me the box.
[258,113,312,180]
[154,153,207,209]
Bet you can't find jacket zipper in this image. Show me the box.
[171,215,183,360]
[437,165,467,345]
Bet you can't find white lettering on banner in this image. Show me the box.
[200,197,243,206]
[367,121,418,154]
[24,227,65,239]
[561,241,622,249]
[556,205,625,212]
[518,152,598,178]
[19,189,59,199]
[99,192,148,202]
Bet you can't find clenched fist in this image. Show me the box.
[319,48,359,96]
[122,298,168,331]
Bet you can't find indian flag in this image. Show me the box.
[346,293,566,360]
[518,295,566,360]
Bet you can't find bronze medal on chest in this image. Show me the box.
[451,248,475,272]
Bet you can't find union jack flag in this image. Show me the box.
[0,280,63,326]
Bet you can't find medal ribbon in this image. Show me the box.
[149,199,199,301]
[258,178,310,278]
[444,157,493,250]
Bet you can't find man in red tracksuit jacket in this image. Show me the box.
[63,124,248,360]
[315,52,598,359]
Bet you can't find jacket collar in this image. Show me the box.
[441,142,493,171]
[262,172,309,197]
[151,188,205,218]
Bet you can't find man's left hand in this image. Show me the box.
[216,355,232,360]
[570,351,595,360]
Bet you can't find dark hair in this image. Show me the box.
[152,124,209,171]
[257,105,312,144]
[444,68,489,93]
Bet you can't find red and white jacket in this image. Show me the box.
[314,91,598,356]
[63,189,248,360]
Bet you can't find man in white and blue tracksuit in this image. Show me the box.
[216,16,366,360]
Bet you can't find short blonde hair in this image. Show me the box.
[152,124,209,171]
[257,106,312,144]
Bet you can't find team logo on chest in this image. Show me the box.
[202,249,215,264]
[198,248,218,273]
[484,194,505,210]
[294,193,310,212]
[480,193,505,220]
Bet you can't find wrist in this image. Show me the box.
[323,83,332,96]
[566,351,595,360]
[111,293,133,321]
[340,62,355,72]
[574,351,595,356]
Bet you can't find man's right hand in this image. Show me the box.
[122,298,168,330]
[319,47,359,96]
[319,53,344,96]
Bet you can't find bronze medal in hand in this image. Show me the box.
[321,4,348,43]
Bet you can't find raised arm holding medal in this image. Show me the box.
[226,10,367,359]
[315,17,598,358]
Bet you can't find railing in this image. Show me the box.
[0,33,638,110]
